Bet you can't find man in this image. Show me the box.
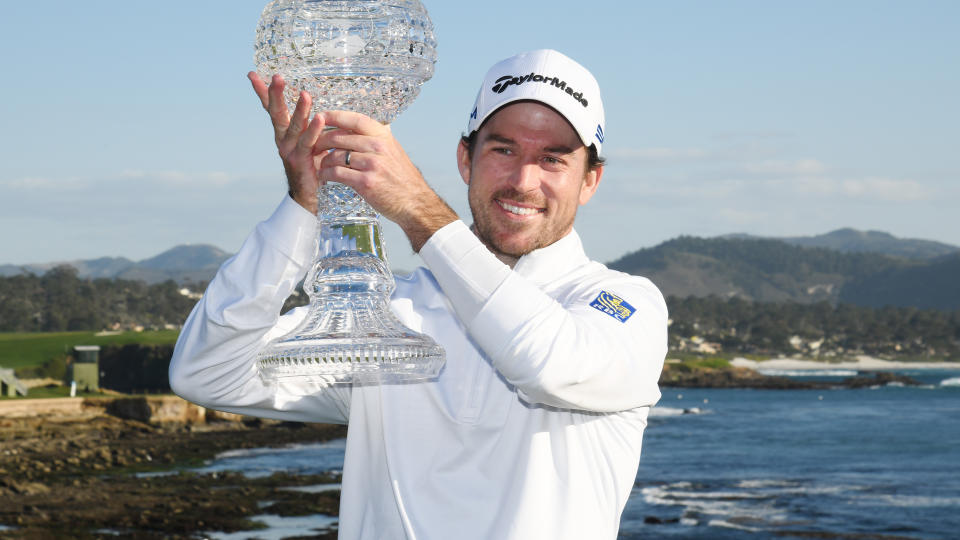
[170,49,667,539]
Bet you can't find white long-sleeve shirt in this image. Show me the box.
[169,195,668,539]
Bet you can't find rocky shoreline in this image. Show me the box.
[0,401,346,539]
[659,363,924,389]
[0,362,935,538]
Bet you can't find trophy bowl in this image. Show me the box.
[254,0,437,123]
[253,0,444,388]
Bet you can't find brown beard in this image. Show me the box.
[468,187,559,260]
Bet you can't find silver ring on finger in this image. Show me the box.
[344,150,352,167]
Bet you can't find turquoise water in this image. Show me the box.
[196,369,960,539]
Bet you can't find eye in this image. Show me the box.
[493,147,513,155]
[542,155,567,169]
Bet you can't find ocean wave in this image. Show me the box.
[940,377,960,387]
[742,476,865,495]
[205,513,337,540]
[640,479,864,524]
[736,479,799,489]
[212,439,346,460]
[640,483,786,521]
[650,406,710,417]
[199,439,347,478]
[854,493,960,508]
[707,519,762,532]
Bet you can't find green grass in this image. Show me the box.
[0,385,103,400]
[0,330,180,372]
[684,357,732,369]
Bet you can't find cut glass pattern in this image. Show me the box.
[253,0,443,388]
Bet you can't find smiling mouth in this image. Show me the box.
[496,199,544,216]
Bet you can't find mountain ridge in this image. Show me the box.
[0,244,231,285]
[608,234,958,310]
[722,228,958,260]
[2,229,958,309]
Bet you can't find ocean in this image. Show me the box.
[196,368,960,539]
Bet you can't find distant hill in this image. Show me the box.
[4,228,959,310]
[115,245,232,284]
[608,236,958,310]
[724,228,959,260]
[0,245,230,284]
[839,252,960,311]
[0,256,136,280]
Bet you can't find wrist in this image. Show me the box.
[403,194,459,253]
[288,189,318,215]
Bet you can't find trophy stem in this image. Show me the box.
[257,183,444,387]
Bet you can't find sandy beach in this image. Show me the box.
[731,355,960,372]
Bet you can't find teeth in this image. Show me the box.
[499,201,540,216]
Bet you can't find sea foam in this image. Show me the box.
[649,406,711,417]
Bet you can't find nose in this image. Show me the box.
[508,161,541,193]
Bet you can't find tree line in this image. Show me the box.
[2,268,957,359]
[0,266,198,332]
[669,296,960,359]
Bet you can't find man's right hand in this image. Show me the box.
[248,72,327,214]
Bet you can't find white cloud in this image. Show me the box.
[838,177,933,201]
[745,159,826,175]
[606,147,710,161]
[119,169,235,186]
[712,131,796,141]
[789,176,934,202]
[3,170,241,192]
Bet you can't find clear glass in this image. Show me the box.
[253,0,443,387]
[254,0,438,124]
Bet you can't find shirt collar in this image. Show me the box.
[512,229,590,286]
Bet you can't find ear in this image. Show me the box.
[579,165,603,206]
[457,139,472,186]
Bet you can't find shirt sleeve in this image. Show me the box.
[419,221,667,413]
[168,195,352,424]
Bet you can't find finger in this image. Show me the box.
[313,130,378,155]
[295,114,327,156]
[320,161,368,192]
[247,72,270,110]
[320,149,363,171]
[266,74,291,128]
[319,110,386,135]
[283,91,313,146]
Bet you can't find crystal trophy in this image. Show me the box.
[253,0,444,386]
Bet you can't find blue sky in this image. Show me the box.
[2,1,957,271]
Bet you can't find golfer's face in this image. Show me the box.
[459,101,600,260]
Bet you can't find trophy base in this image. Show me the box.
[257,334,445,387]
[256,184,445,390]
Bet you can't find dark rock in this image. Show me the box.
[840,371,923,388]
[661,364,924,390]
[661,366,818,389]
[644,515,680,524]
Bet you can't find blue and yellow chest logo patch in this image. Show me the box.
[590,290,635,323]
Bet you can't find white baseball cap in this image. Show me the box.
[466,49,606,157]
